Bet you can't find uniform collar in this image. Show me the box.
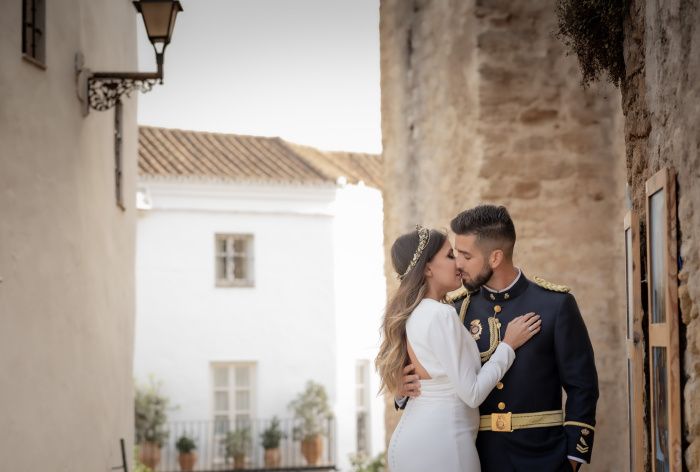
[480,269,529,302]
[484,268,522,293]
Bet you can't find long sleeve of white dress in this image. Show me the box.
[411,301,515,409]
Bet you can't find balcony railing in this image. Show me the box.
[140,417,336,472]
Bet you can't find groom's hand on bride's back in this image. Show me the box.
[398,364,421,398]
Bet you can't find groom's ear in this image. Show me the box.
[489,249,505,269]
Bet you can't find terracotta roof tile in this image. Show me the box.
[138,126,382,188]
[286,142,383,189]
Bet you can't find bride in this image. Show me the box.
[376,226,541,472]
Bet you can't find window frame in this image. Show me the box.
[624,210,645,472]
[355,360,371,455]
[645,167,681,472]
[211,362,257,464]
[21,0,46,68]
[214,234,255,288]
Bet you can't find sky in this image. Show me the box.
[137,0,382,153]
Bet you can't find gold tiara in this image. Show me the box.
[398,225,431,280]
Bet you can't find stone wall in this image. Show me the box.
[380,1,627,470]
[621,0,700,468]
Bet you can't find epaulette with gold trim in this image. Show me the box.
[446,286,469,303]
[533,276,571,293]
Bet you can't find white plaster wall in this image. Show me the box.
[0,0,138,470]
[333,183,387,471]
[134,180,338,453]
[134,179,386,470]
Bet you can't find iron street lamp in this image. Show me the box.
[134,0,183,60]
[76,0,183,113]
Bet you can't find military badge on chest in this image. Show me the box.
[469,319,483,340]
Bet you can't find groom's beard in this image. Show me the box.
[462,264,493,291]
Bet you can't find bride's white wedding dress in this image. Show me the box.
[388,298,515,472]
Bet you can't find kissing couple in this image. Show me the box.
[375,205,599,472]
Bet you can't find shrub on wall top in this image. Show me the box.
[555,0,626,87]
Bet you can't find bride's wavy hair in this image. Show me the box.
[375,227,447,395]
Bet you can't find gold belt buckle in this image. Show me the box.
[491,412,513,432]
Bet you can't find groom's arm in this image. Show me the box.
[395,364,420,410]
[554,293,599,466]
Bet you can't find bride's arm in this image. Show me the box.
[427,305,515,408]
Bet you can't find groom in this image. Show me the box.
[397,205,598,471]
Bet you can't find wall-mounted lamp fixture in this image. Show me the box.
[76,0,183,113]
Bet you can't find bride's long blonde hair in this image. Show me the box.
[375,227,447,395]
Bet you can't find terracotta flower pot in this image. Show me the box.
[264,448,281,467]
[233,453,246,469]
[301,435,323,465]
[139,442,162,469]
[178,451,197,471]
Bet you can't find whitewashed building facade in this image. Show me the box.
[133,127,386,470]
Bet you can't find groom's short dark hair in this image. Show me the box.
[450,205,516,258]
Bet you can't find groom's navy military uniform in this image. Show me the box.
[452,273,598,471]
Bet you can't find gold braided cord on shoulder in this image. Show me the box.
[533,276,571,293]
[454,290,499,362]
[480,317,501,362]
[447,286,469,304]
[458,291,471,323]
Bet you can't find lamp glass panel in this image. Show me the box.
[139,2,174,40]
[167,6,180,38]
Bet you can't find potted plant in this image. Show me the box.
[288,381,333,465]
[135,377,170,469]
[175,434,197,471]
[224,425,251,469]
[349,452,386,472]
[260,416,286,467]
[134,445,155,472]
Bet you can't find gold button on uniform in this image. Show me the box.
[494,305,502,313]
[498,402,506,411]
[496,382,504,390]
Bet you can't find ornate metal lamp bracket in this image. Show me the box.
[75,51,163,115]
[87,76,160,112]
